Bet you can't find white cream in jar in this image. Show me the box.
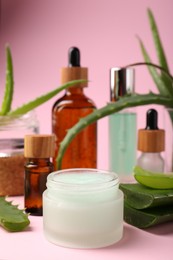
[43,168,123,249]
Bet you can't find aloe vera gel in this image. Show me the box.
[43,168,123,249]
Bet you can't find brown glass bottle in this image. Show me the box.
[52,47,97,169]
[24,134,55,216]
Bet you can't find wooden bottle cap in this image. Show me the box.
[61,67,88,88]
[24,134,55,158]
[138,129,165,153]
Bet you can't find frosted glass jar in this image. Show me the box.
[43,168,124,249]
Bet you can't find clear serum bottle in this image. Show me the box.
[109,67,137,179]
[137,108,165,172]
[52,47,97,170]
[24,134,55,216]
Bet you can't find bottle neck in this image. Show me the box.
[26,158,52,166]
[140,152,162,156]
[66,86,84,95]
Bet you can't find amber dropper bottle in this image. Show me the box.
[24,134,55,216]
[52,47,97,169]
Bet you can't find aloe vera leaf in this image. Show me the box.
[124,201,173,229]
[126,62,173,81]
[134,166,173,189]
[56,92,173,169]
[138,39,172,96]
[8,79,86,116]
[147,8,173,95]
[0,46,14,115]
[147,9,169,73]
[0,197,30,232]
[120,183,173,209]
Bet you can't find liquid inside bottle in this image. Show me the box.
[52,87,97,169]
[109,111,136,175]
[25,158,54,216]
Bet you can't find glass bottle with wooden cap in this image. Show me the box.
[52,47,97,170]
[24,134,55,216]
[137,108,165,172]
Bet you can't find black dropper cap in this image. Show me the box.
[61,47,88,87]
[138,108,165,152]
[68,47,80,67]
[145,109,159,130]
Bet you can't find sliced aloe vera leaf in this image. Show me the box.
[120,183,173,209]
[0,197,30,232]
[134,166,173,189]
[124,201,173,229]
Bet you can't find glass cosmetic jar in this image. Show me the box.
[43,168,124,249]
[0,111,39,196]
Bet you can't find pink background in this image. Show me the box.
[0,0,173,169]
[0,4,173,259]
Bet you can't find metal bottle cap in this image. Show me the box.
[110,67,135,101]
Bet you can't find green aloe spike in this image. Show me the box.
[147,8,169,72]
[138,39,171,96]
[138,8,173,96]
[0,197,30,232]
[148,7,173,95]
[0,46,14,115]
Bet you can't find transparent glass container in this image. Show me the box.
[0,111,39,196]
[43,168,124,249]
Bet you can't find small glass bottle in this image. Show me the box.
[52,47,97,170]
[109,67,137,179]
[137,109,165,172]
[24,134,55,216]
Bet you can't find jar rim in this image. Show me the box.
[0,138,24,150]
[47,168,119,192]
